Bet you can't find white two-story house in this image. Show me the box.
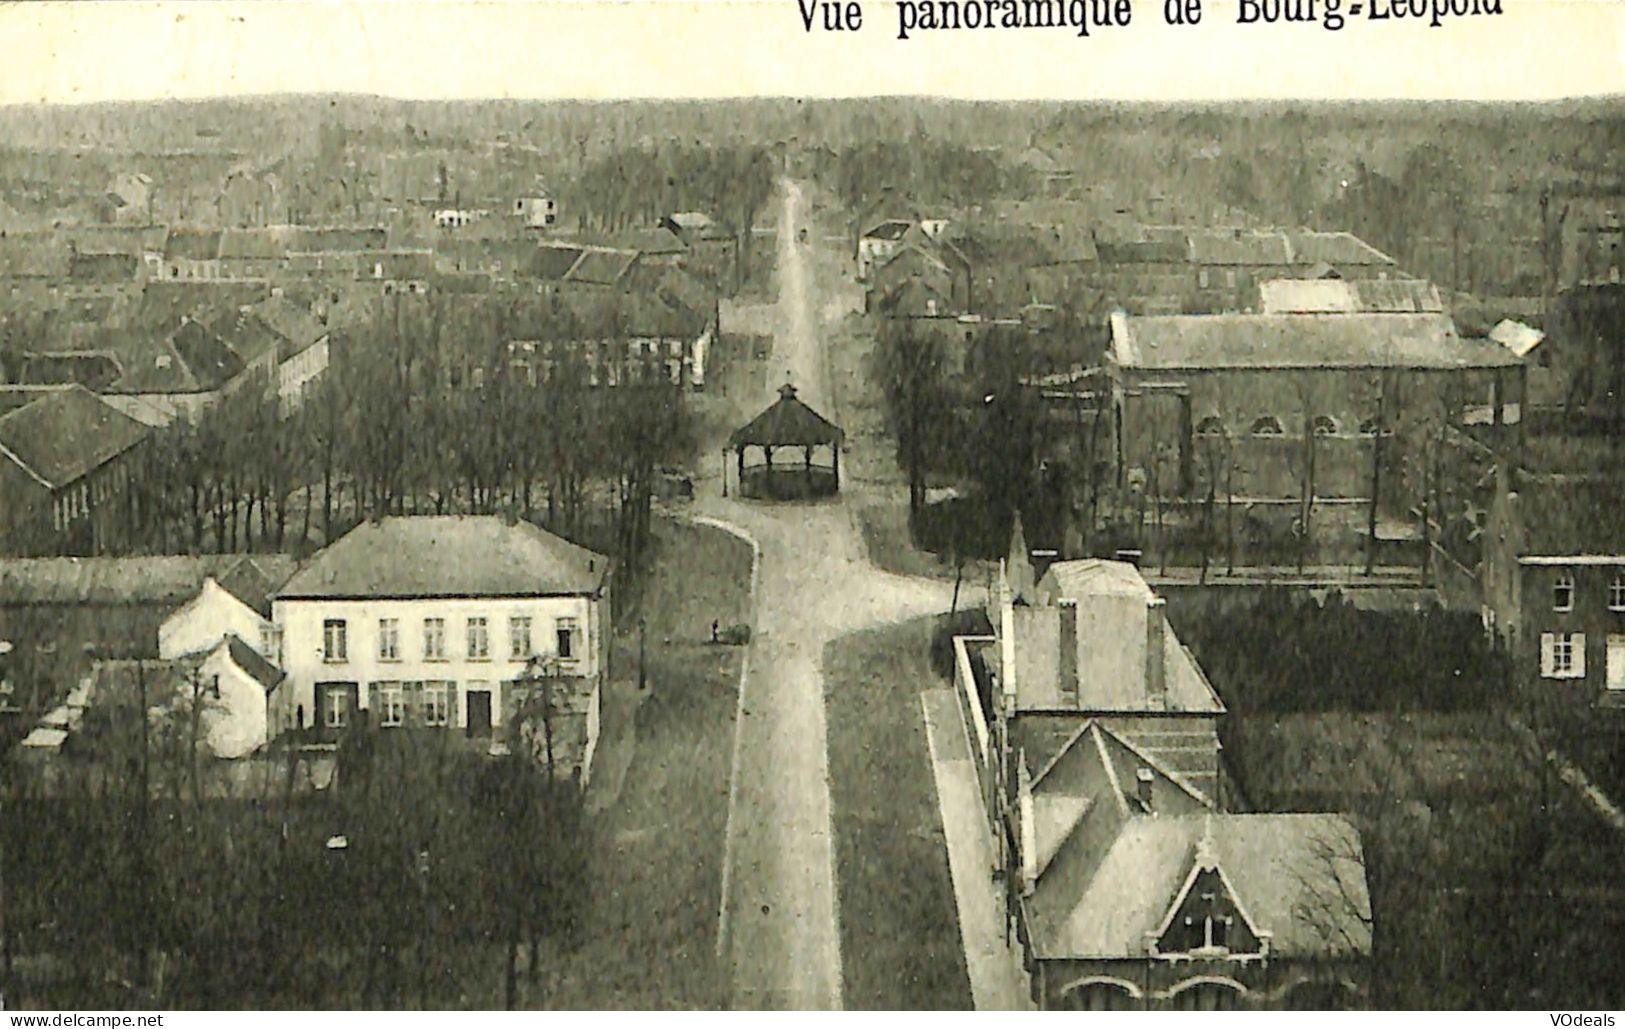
[272,515,610,782]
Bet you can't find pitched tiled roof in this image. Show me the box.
[1112,312,1522,370]
[1259,278,1443,315]
[564,247,639,286]
[207,309,287,365]
[1187,229,1292,266]
[0,235,71,278]
[276,515,609,599]
[0,554,296,607]
[1014,562,1223,715]
[0,385,148,489]
[1286,230,1395,267]
[215,554,298,618]
[1021,721,1370,962]
[1508,472,1625,556]
[163,228,223,262]
[224,634,285,692]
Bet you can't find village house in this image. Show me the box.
[99,172,155,225]
[505,285,715,392]
[1482,467,1625,706]
[515,193,557,229]
[952,539,1371,1009]
[0,385,149,557]
[271,516,609,784]
[159,555,292,664]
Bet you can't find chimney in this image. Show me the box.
[1136,766,1155,813]
[1145,597,1167,708]
[1057,599,1078,706]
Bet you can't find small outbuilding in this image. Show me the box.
[727,383,844,500]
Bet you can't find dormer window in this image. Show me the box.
[1554,570,1576,613]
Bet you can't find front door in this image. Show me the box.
[316,682,359,740]
[1608,634,1625,692]
[466,689,493,737]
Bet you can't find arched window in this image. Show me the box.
[1312,415,1339,437]
[1170,979,1244,1011]
[1062,978,1140,1011]
[1250,415,1284,437]
[1357,417,1380,436]
[1554,569,1576,612]
[1195,416,1227,438]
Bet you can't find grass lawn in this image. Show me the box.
[1230,709,1625,1009]
[823,614,974,1010]
[538,517,752,1009]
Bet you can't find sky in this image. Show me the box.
[1,0,1622,105]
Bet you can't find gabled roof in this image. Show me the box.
[1023,721,1370,962]
[1259,278,1443,315]
[248,294,327,354]
[223,634,285,693]
[564,247,639,286]
[1013,560,1224,715]
[1187,229,1293,266]
[207,308,287,366]
[1285,230,1395,267]
[0,384,149,490]
[1506,471,1625,557]
[0,235,71,278]
[863,219,914,243]
[0,554,297,607]
[729,383,844,448]
[164,228,223,262]
[1039,812,1371,960]
[276,515,610,600]
[215,555,297,618]
[532,242,588,280]
[1111,312,1522,371]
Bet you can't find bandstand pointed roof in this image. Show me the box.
[729,383,844,449]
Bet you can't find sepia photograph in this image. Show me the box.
[0,0,1621,1014]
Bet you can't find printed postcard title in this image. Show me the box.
[796,0,1503,37]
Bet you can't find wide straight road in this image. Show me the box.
[704,178,965,1009]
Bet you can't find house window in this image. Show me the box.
[1608,635,1625,691]
[467,617,490,660]
[422,682,452,727]
[323,619,348,663]
[510,616,533,660]
[1312,415,1339,437]
[1195,416,1226,438]
[1610,573,1625,612]
[376,683,405,727]
[556,618,578,661]
[1250,415,1284,437]
[423,617,447,661]
[1197,267,1210,289]
[1554,570,1576,612]
[321,689,349,730]
[1542,632,1586,679]
[378,618,400,661]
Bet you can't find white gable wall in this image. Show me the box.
[195,644,271,759]
[160,578,275,661]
